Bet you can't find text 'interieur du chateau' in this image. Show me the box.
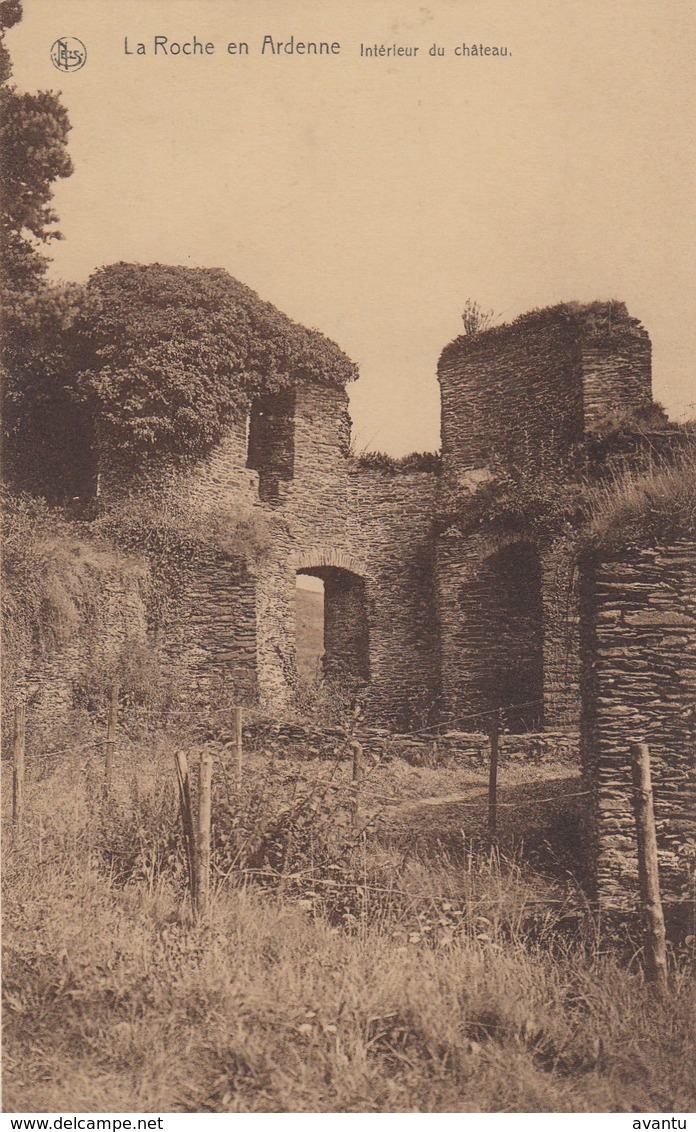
[123,36,511,59]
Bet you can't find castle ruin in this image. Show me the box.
[10,297,696,914]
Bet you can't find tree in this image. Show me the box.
[2,281,98,502]
[1,2,83,500]
[0,89,74,290]
[0,3,74,289]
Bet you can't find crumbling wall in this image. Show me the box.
[64,299,661,757]
[438,302,651,495]
[580,543,696,910]
[227,386,440,724]
[435,301,651,734]
[435,532,546,730]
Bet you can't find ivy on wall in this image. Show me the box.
[75,263,358,467]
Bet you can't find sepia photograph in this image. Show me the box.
[1,0,695,1119]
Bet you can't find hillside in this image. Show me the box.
[295,586,324,680]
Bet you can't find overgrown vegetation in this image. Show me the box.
[444,411,695,557]
[1,492,149,691]
[3,736,695,1113]
[355,450,441,475]
[92,489,275,631]
[441,300,647,365]
[4,263,360,496]
[73,263,358,465]
[581,455,696,557]
[1,483,278,716]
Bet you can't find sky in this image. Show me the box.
[8,0,696,455]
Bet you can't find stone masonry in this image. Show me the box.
[16,295,694,911]
[90,299,660,742]
[580,544,696,911]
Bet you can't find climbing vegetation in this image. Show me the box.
[444,415,695,557]
[74,263,358,465]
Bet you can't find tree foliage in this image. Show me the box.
[1,2,83,498]
[0,0,73,290]
[2,281,97,501]
[0,0,21,84]
[74,262,358,465]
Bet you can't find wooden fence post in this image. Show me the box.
[630,741,668,992]
[105,683,120,790]
[234,706,243,780]
[196,753,214,920]
[12,702,26,831]
[175,751,197,907]
[488,709,500,838]
[351,739,363,831]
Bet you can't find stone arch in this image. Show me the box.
[296,550,370,685]
[296,546,367,579]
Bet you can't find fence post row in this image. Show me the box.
[488,708,500,838]
[105,683,120,790]
[630,741,668,992]
[12,702,26,831]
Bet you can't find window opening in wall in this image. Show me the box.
[246,389,296,503]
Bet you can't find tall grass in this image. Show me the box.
[3,741,695,1113]
[582,453,696,555]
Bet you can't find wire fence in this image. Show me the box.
[3,691,673,978]
[5,686,589,843]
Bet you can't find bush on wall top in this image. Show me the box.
[439,300,646,367]
[74,263,358,465]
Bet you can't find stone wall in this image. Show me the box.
[5,570,150,745]
[34,299,657,755]
[158,554,258,704]
[437,302,651,496]
[352,469,440,727]
[580,542,696,910]
[435,532,551,730]
[541,543,581,728]
[94,377,441,724]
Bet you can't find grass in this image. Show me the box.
[3,726,696,1114]
[582,452,696,556]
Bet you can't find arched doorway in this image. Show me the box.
[295,560,370,687]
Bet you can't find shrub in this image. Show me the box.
[74,263,358,466]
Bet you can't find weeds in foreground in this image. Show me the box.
[3,743,696,1113]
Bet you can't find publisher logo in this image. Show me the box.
[50,37,87,71]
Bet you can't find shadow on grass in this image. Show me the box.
[382,775,590,889]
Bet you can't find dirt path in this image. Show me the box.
[376,772,588,883]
